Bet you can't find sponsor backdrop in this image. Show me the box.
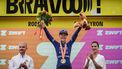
[0,0,122,69]
[0,16,122,69]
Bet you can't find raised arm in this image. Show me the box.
[43,27,55,43]
[40,21,55,43]
[69,27,81,43]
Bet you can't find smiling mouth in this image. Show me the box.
[19,49,24,51]
[92,49,96,51]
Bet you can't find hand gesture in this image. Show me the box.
[89,53,94,60]
[19,62,27,69]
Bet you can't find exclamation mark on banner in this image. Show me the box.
[97,0,101,14]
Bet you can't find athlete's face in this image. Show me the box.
[91,43,99,53]
[59,34,68,42]
[19,42,27,55]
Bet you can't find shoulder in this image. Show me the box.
[98,54,104,57]
[11,54,19,60]
[98,54,105,60]
[25,54,33,60]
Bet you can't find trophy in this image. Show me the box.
[74,12,90,30]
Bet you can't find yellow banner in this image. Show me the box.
[0,0,122,16]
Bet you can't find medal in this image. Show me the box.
[60,42,67,64]
[61,59,66,64]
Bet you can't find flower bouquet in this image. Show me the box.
[35,10,53,40]
[36,10,53,27]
